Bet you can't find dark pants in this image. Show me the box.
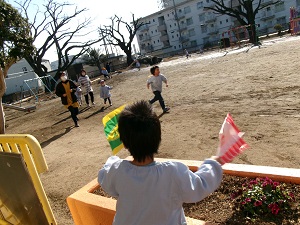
[68,106,79,125]
[104,97,112,105]
[84,92,94,104]
[149,91,165,110]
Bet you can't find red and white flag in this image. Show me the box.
[217,113,249,164]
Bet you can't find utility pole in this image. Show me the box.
[99,26,109,56]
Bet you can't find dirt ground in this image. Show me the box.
[5,35,300,224]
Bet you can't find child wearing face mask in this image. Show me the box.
[77,69,95,107]
[55,71,80,127]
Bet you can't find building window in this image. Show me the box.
[275,2,285,13]
[156,30,157,32]
[201,25,207,33]
[179,45,181,48]
[22,67,28,73]
[174,23,177,26]
[167,14,169,17]
[220,21,222,25]
[172,35,174,38]
[191,40,197,47]
[197,1,203,9]
[174,46,177,49]
[178,9,182,13]
[151,31,153,34]
[276,16,286,25]
[153,19,155,22]
[226,19,229,23]
[199,14,205,22]
[186,17,193,25]
[158,40,160,42]
[206,0,209,3]
[203,37,209,44]
[188,29,196,37]
[170,24,172,27]
[154,41,156,44]
[177,34,179,37]
[184,6,191,14]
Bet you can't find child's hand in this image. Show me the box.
[210,156,224,165]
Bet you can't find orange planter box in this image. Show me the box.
[67,158,300,225]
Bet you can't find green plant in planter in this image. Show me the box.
[231,177,295,218]
[274,24,283,36]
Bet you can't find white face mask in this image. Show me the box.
[60,75,67,82]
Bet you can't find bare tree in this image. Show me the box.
[99,14,144,66]
[205,0,282,44]
[16,0,104,79]
[0,1,34,133]
[82,48,107,72]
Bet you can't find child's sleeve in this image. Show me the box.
[99,87,103,98]
[161,75,167,83]
[175,159,223,203]
[98,156,121,197]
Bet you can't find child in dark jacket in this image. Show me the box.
[55,71,80,127]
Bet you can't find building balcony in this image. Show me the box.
[163,41,171,48]
[207,28,219,35]
[139,24,149,32]
[180,36,189,43]
[142,45,153,52]
[205,15,217,23]
[203,2,215,9]
[158,23,167,32]
[261,11,275,21]
[261,0,274,6]
[140,35,152,42]
[175,12,185,20]
[179,23,188,30]
[160,34,169,42]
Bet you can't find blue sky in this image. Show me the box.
[9,0,161,62]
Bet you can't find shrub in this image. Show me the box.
[231,177,295,217]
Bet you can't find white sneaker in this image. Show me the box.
[92,102,96,105]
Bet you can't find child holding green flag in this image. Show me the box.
[98,100,225,225]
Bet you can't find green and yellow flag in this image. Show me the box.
[102,105,126,155]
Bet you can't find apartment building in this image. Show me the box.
[136,0,300,56]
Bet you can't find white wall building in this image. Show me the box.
[136,0,300,56]
[5,58,51,96]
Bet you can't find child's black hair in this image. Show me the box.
[150,66,159,75]
[118,100,161,162]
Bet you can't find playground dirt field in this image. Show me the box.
[5,35,300,224]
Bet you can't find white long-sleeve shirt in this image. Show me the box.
[77,75,93,94]
[98,156,223,225]
[99,85,112,99]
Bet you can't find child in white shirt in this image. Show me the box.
[75,86,82,106]
[99,80,112,106]
[98,100,225,225]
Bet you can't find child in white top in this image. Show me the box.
[77,69,95,106]
[98,100,225,225]
[99,80,112,106]
[75,86,82,106]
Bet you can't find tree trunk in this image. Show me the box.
[25,56,48,77]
